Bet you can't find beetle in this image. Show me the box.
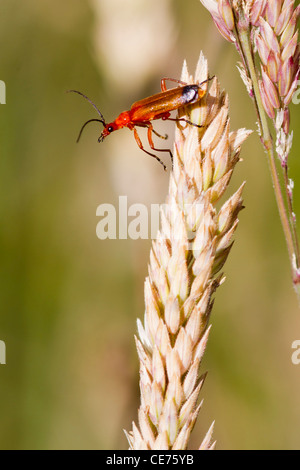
[68,77,214,170]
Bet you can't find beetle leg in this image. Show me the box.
[133,127,167,171]
[165,117,203,129]
[161,77,188,92]
[161,76,215,92]
[147,124,173,165]
[152,128,168,140]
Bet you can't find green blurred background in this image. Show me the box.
[0,0,299,450]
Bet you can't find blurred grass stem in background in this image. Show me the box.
[199,0,300,300]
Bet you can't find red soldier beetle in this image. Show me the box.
[68,76,214,170]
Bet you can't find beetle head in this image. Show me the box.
[98,122,117,142]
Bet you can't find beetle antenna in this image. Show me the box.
[198,75,215,87]
[66,90,106,125]
[76,118,104,143]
